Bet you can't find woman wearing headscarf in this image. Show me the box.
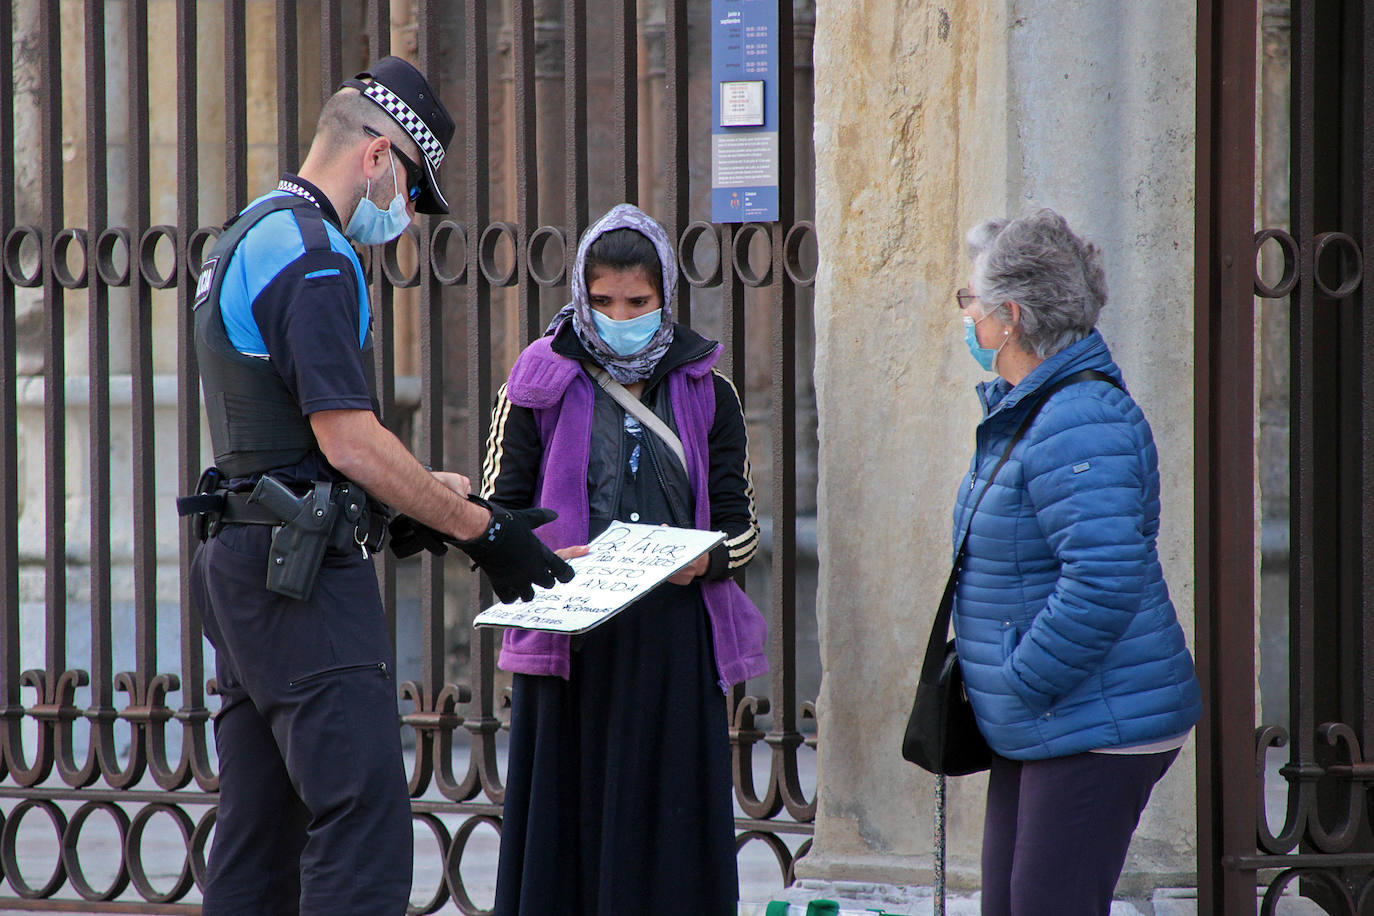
[484,203,768,915]
[951,209,1202,915]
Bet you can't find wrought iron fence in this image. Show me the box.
[0,1,818,911]
[1198,0,1374,912]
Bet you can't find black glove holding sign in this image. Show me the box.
[390,495,574,603]
[459,495,574,602]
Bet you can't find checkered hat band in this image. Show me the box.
[363,83,445,170]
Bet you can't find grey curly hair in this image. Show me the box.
[965,209,1108,359]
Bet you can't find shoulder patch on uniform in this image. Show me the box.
[193,257,217,310]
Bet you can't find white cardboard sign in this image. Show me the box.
[473,522,726,634]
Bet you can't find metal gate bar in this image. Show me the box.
[173,0,214,794]
[1195,0,1260,910]
[460,0,501,809]
[82,0,116,794]
[0,0,15,796]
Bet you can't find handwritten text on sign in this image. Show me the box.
[473,523,725,634]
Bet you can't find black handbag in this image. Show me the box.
[901,564,991,775]
[901,369,1121,776]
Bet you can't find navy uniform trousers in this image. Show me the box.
[190,522,412,915]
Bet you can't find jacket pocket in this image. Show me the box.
[289,660,388,687]
[1001,623,1022,660]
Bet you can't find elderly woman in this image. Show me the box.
[952,209,1201,915]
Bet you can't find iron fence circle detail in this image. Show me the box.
[445,813,502,916]
[186,226,223,281]
[139,225,179,290]
[1313,232,1363,300]
[3,225,43,288]
[1,798,68,899]
[679,221,722,288]
[431,220,468,285]
[479,222,520,287]
[734,829,793,885]
[52,228,89,289]
[527,225,567,287]
[1357,871,1374,916]
[732,223,774,287]
[125,803,196,903]
[1253,228,1299,299]
[1262,867,1355,915]
[407,813,452,915]
[61,801,131,901]
[190,807,217,889]
[382,225,423,289]
[95,228,132,286]
[783,221,818,287]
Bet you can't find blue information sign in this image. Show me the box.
[711,0,779,223]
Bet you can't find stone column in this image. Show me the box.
[806,0,1199,907]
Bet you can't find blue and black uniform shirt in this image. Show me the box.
[218,174,373,487]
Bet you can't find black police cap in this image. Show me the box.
[343,56,455,215]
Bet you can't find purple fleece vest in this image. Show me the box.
[496,335,769,692]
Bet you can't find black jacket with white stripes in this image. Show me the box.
[480,320,759,580]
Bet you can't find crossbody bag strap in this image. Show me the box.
[918,368,1122,682]
[584,362,689,475]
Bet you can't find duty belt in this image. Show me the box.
[177,468,389,558]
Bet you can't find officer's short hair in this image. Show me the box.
[315,88,421,164]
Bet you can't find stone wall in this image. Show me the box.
[809,0,1198,895]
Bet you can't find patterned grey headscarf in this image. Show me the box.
[547,203,677,384]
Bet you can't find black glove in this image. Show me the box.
[456,495,575,603]
[386,514,451,559]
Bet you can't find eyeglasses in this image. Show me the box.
[363,126,423,202]
[956,288,979,310]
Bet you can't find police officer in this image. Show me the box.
[183,57,573,914]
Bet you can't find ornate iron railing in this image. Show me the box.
[0,1,819,912]
[1199,0,1374,912]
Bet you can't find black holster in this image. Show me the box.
[253,477,338,602]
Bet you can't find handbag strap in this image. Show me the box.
[918,368,1122,683]
[584,362,689,475]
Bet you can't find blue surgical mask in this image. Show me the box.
[591,308,663,356]
[963,313,1009,373]
[345,151,411,245]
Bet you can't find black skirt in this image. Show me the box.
[493,581,738,916]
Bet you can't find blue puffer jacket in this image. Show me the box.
[952,330,1201,760]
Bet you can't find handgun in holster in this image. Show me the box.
[248,476,338,601]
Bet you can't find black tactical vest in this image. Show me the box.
[193,195,372,478]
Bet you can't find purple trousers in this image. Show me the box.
[980,748,1179,916]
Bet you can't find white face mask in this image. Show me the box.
[344,151,411,245]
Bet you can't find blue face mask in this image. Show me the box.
[345,151,411,246]
[591,308,663,356]
[963,313,1008,373]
